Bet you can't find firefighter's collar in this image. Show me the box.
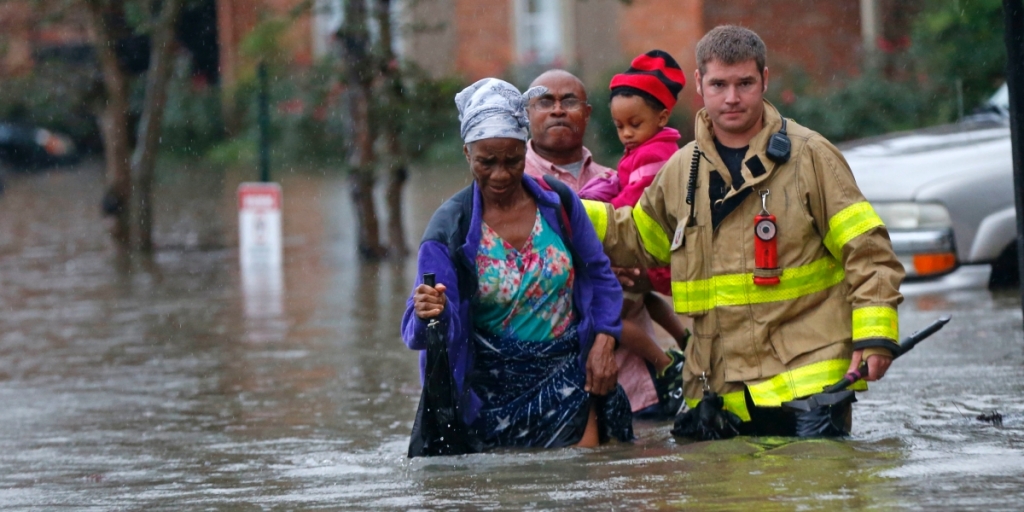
[696,101,785,201]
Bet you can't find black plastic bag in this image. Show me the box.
[792,393,854,437]
[671,390,742,441]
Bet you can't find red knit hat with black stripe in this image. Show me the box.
[609,49,686,111]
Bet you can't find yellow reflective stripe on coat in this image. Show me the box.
[685,390,751,422]
[633,206,671,264]
[747,358,868,407]
[852,306,899,341]
[823,202,885,259]
[671,256,846,313]
[581,199,608,242]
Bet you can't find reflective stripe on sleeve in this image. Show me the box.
[671,255,845,313]
[823,202,885,259]
[632,206,671,264]
[852,306,899,341]
[581,199,608,243]
[746,358,868,407]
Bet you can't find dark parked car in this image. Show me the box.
[0,121,79,170]
[841,85,1016,292]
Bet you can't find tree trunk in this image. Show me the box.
[384,163,408,257]
[340,0,387,259]
[130,0,182,253]
[84,0,132,247]
[376,0,408,257]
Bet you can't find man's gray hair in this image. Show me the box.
[695,25,767,76]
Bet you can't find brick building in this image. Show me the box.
[402,0,921,93]
[2,1,918,92]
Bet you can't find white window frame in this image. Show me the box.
[312,0,406,61]
[512,0,573,66]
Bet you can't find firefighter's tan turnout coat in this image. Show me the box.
[584,101,905,421]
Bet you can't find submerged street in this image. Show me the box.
[0,162,1022,510]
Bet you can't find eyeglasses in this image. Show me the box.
[530,97,587,112]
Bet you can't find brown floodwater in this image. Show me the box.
[0,161,1021,510]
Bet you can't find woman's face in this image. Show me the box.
[464,138,527,202]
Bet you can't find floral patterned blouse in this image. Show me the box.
[472,209,575,341]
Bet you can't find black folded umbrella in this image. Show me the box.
[408,273,481,457]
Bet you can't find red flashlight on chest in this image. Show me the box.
[754,190,780,286]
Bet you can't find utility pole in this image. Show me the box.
[1003,0,1024,328]
[258,61,271,183]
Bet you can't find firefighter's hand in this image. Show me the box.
[414,283,447,319]
[585,333,618,395]
[848,349,892,381]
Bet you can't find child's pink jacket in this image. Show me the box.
[609,127,681,209]
[610,127,680,296]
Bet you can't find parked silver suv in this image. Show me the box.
[841,85,1016,292]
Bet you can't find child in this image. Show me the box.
[608,50,691,418]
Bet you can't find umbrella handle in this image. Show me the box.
[823,361,869,393]
[422,273,440,329]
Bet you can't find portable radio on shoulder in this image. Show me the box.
[753,190,780,286]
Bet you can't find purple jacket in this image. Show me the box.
[400,175,623,424]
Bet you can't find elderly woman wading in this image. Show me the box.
[402,78,633,450]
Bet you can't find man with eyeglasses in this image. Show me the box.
[524,70,618,200]
[526,69,680,420]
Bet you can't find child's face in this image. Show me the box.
[610,95,670,151]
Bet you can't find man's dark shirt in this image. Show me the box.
[709,139,753,229]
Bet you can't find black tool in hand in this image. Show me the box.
[782,315,951,412]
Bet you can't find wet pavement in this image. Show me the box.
[0,161,1022,510]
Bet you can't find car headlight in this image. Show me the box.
[873,202,952,230]
[872,202,956,278]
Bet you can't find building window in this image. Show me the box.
[514,0,569,66]
[312,0,406,60]
[312,0,344,59]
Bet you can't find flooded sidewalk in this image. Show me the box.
[0,161,1022,510]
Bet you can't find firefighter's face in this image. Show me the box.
[696,59,768,143]
[464,138,527,202]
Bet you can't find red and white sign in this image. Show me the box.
[238,183,284,318]
[238,182,283,270]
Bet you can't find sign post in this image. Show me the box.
[238,182,283,318]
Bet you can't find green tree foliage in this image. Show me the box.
[766,0,1007,143]
[911,0,1006,111]
[773,71,930,143]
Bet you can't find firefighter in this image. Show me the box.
[583,25,905,436]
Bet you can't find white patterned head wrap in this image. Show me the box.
[455,78,547,144]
